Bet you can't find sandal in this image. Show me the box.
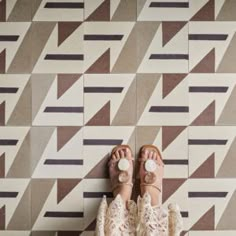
[108,145,134,194]
[138,144,164,193]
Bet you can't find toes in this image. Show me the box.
[153,151,157,160]
[119,149,125,159]
[112,154,116,160]
[125,148,132,158]
[141,149,148,159]
[115,150,120,160]
[148,150,154,159]
[109,154,117,167]
[156,153,164,166]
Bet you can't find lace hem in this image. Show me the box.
[96,193,183,236]
[137,192,168,236]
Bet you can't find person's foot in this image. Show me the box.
[139,145,164,206]
[108,145,134,203]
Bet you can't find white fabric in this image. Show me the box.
[95,192,183,236]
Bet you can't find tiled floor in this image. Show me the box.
[0,0,236,235]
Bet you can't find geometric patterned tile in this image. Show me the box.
[189,74,236,126]
[137,74,189,125]
[1,0,236,234]
[32,74,83,126]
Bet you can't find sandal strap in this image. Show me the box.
[112,182,133,192]
[108,156,134,167]
[140,183,162,193]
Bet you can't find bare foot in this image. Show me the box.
[108,145,134,204]
[139,145,164,206]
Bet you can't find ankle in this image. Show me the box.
[141,187,162,206]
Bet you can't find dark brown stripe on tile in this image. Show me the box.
[44,54,84,60]
[44,107,84,113]
[83,139,123,145]
[149,54,189,60]
[0,139,18,145]
[188,139,228,145]
[0,35,19,41]
[149,2,189,8]
[44,2,84,8]
[149,106,189,112]
[84,34,123,41]
[189,86,228,93]
[189,192,228,198]
[84,87,124,93]
[181,211,189,217]
[83,192,113,198]
[0,192,18,198]
[44,211,83,218]
[44,159,83,165]
[163,159,188,165]
[0,87,18,93]
[189,34,228,41]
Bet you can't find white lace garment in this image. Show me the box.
[95,192,183,236]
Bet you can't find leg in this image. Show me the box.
[139,145,164,206]
[136,145,168,236]
[108,145,134,206]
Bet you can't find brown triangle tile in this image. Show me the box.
[191,48,215,73]
[111,24,138,73]
[7,0,32,21]
[180,231,189,236]
[217,86,236,124]
[57,74,82,99]
[0,153,5,178]
[85,154,110,178]
[191,101,215,126]
[7,130,31,178]
[137,0,146,18]
[127,129,136,157]
[0,0,6,21]
[0,205,5,229]
[58,232,82,236]
[0,49,6,73]
[7,79,32,126]
[30,127,55,175]
[57,126,81,152]
[191,206,215,230]
[217,33,236,73]
[191,0,215,21]
[111,0,136,21]
[190,153,215,178]
[162,74,187,98]
[31,179,55,228]
[31,0,44,19]
[162,126,186,151]
[111,78,136,125]
[86,0,110,21]
[85,219,97,231]
[216,0,236,21]
[162,178,186,203]
[137,73,161,121]
[136,126,161,156]
[217,137,236,178]
[31,231,56,236]
[162,22,187,46]
[7,183,31,230]
[86,102,110,126]
[58,22,82,47]
[86,49,110,73]
[0,101,5,125]
[57,179,81,204]
[216,190,236,230]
